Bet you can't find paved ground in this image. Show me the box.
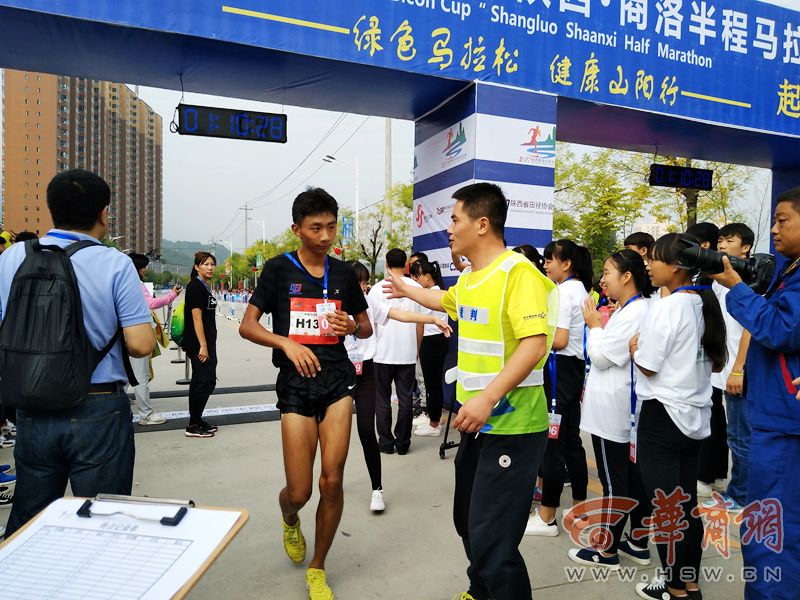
[1,318,747,599]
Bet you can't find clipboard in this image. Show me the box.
[1,495,249,600]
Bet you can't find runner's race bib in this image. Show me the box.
[289,298,340,344]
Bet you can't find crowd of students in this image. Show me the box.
[2,171,798,600]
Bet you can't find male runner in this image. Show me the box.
[239,188,372,600]
[385,182,557,600]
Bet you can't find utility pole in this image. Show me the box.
[240,202,252,251]
[384,118,393,236]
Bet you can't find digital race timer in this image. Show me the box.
[649,163,713,191]
[177,103,287,143]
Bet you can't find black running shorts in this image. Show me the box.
[276,360,356,422]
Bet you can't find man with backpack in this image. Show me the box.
[0,169,155,538]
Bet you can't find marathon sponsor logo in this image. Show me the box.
[289,283,302,294]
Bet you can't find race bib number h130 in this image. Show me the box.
[288,297,340,344]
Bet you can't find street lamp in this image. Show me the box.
[248,217,266,247]
[323,155,359,241]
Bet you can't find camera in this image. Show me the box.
[676,237,776,295]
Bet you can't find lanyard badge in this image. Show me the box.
[547,351,561,439]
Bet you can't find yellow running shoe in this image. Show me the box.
[282,516,306,564]
[451,594,477,600]
[306,567,334,600]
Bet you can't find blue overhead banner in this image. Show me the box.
[2,0,798,136]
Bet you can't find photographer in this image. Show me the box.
[710,188,800,600]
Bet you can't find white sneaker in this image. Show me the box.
[412,413,429,427]
[697,480,713,498]
[139,414,168,426]
[370,489,385,512]
[561,507,588,527]
[414,423,441,437]
[524,511,558,537]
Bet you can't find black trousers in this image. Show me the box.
[591,435,650,554]
[698,386,728,484]
[419,334,448,423]
[374,362,416,453]
[454,431,548,600]
[353,359,381,490]
[638,400,704,591]
[188,352,217,425]
[541,354,588,508]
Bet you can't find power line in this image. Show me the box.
[212,112,348,239]
[251,116,371,211]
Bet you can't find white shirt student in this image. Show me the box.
[557,277,589,357]
[633,293,713,439]
[581,298,650,444]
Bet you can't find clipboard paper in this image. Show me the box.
[0,497,247,600]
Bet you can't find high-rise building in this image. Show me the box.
[1,70,163,254]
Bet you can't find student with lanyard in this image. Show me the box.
[181,251,219,438]
[526,239,592,537]
[710,189,800,600]
[566,249,652,570]
[239,188,372,600]
[628,233,727,600]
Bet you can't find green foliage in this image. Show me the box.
[553,144,761,277]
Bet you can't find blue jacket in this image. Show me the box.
[726,264,800,435]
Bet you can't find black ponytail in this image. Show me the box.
[410,259,445,288]
[544,239,593,292]
[651,233,727,372]
[512,244,545,274]
[608,249,651,298]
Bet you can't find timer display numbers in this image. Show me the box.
[649,163,713,192]
[177,104,287,143]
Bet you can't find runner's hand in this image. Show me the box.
[383,275,408,299]
[283,339,321,377]
[326,309,354,336]
[452,393,494,433]
[432,318,453,338]
[794,377,800,401]
[198,345,209,363]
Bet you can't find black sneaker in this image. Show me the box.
[200,420,219,434]
[635,579,685,600]
[185,424,214,438]
[687,590,702,600]
[567,548,620,570]
[619,534,652,565]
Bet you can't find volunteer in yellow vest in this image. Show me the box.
[384,182,557,600]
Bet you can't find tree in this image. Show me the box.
[555,147,648,274]
[338,182,413,282]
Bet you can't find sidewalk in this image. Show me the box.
[1,319,747,599]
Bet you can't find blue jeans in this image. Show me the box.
[725,392,750,505]
[5,390,135,537]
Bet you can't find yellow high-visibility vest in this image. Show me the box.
[450,251,558,433]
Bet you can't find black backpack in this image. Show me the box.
[0,239,128,411]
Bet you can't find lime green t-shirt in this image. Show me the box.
[441,251,556,435]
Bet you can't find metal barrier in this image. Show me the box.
[215,300,272,330]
